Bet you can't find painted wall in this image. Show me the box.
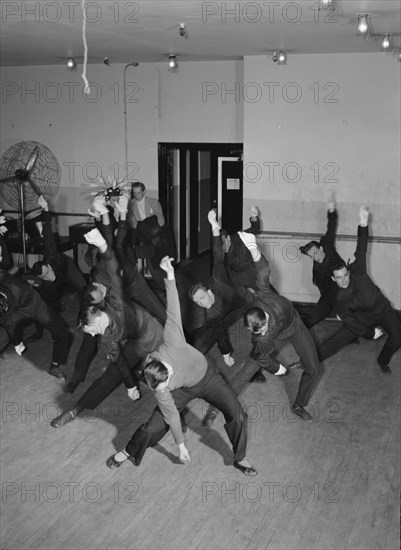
[241,53,400,307]
[1,55,400,306]
[0,60,244,232]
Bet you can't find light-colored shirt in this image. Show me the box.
[151,279,208,444]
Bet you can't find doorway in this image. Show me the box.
[158,143,243,262]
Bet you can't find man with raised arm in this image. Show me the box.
[106,256,257,476]
[329,205,401,374]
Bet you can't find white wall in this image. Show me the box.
[0,60,244,231]
[242,53,400,307]
[1,55,400,306]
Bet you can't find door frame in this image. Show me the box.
[158,142,243,261]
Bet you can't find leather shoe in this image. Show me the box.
[378,360,391,374]
[51,409,76,428]
[49,365,66,381]
[64,382,79,394]
[292,404,313,422]
[250,370,266,383]
[233,461,258,476]
[106,453,127,469]
[202,408,218,429]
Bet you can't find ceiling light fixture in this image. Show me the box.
[357,14,371,37]
[67,57,77,71]
[168,54,178,72]
[381,34,391,51]
[319,0,334,9]
[272,51,287,65]
[179,23,187,37]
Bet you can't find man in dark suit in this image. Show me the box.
[329,205,401,374]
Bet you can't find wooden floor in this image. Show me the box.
[1,259,400,550]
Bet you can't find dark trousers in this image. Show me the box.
[315,325,358,362]
[69,332,98,387]
[1,291,70,365]
[125,365,248,465]
[64,255,86,293]
[303,296,334,329]
[252,310,320,407]
[376,308,401,366]
[126,274,166,326]
[76,334,162,411]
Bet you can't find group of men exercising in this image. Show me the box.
[0,185,400,477]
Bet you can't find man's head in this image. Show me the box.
[131,182,146,201]
[142,358,171,391]
[244,307,268,336]
[300,241,325,263]
[220,229,231,253]
[32,261,56,282]
[78,304,109,336]
[81,282,107,305]
[188,283,215,309]
[331,262,351,289]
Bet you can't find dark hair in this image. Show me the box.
[77,304,102,329]
[131,181,146,198]
[142,358,169,390]
[244,306,267,334]
[299,241,320,255]
[188,282,209,300]
[80,283,101,306]
[330,261,348,276]
[32,260,47,276]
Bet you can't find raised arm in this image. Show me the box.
[243,206,261,234]
[160,256,186,346]
[208,210,227,281]
[352,206,369,274]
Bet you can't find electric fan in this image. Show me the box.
[0,141,61,273]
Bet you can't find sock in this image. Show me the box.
[114,450,129,462]
[274,364,287,376]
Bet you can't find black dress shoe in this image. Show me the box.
[378,360,391,374]
[51,409,76,428]
[292,404,313,422]
[250,370,266,383]
[49,365,66,381]
[233,461,258,476]
[106,453,128,469]
[63,382,79,394]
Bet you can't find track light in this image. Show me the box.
[319,0,334,9]
[67,57,77,71]
[357,14,371,37]
[273,51,287,65]
[381,34,391,51]
[179,23,187,37]
[168,54,178,72]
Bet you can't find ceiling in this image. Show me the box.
[1,0,400,67]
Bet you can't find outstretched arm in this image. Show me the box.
[353,206,369,274]
[208,210,227,281]
[160,256,186,346]
[243,206,261,234]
